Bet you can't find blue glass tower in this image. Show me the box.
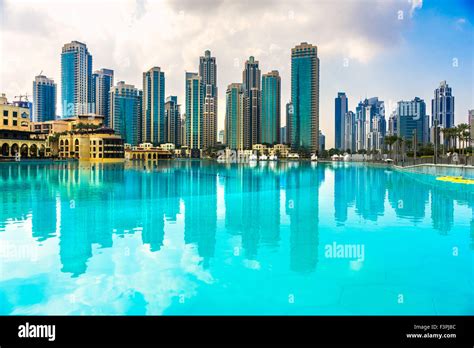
[61,41,92,117]
[335,92,348,150]
[290,42,320,153]
[91,68,114,125]
[225,83,244,150]
[397,97,429,145]
[32,75,56,122]
[261,71,281,145]
[110,81,142,146]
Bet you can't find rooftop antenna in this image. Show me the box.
[14,93,30,102]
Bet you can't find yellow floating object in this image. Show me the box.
[436,176,474,184]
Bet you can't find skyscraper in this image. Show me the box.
[143,67,165,144]
[319,130,325,152]
[61,41,92,117]
[396,97,429,144]
[335,92,348,150]
[185,72,203,150]
[91,68,113,125]
[286,101,293,145]
[225,83,244,150]
[261,70,281,145]
[199,50,218,149]
[242,56,261,148]
[109,81,142,146]
[355,97,385,152]
[165,96,181,147]
[343,111,355,152]
[32,75,56,122]
[290,42,320,153]
[432,80,454,128]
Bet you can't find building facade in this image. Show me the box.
[242,56,261,149]
[165,96,181,147]
[335,92,348,150]
[290,42,320,152]
[185,72,203,150]
[143,67,165,144]
[261,70,281,145]
[343,111,355,152]
[109,81,142,146]
[431,80,454,129]
[61,41,93,117]
[225,83,244,150]
[91,68,114,125]
[32,75,56,122]
[354,97,385,152]
[396,97,429,145]
[199,50,218,149]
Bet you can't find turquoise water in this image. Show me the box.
[0,160,472,315]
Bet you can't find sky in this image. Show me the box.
[0,0,473,148]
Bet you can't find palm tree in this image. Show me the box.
[384,135,398,159]
[457,123,470,154]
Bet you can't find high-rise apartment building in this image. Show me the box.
[261,70,281,145]
[109,81,142,146]
[185,72,203,150]
[165,96,181,147]
[396,97,429,144]
[199,50,218,149]
[290,42,320,152]
[242,56,261,149]
[32,75,56,122]
[143,67,165,144]
[431,80,454,128]
[91,68,113,125]
[335,92,348,150]
[225,83,244,150]
[61,41,92,117]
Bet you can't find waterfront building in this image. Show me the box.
[225,83,245,150]
[343,111,355,152]
[32,75,56,122]
[91,68,113,124]
[143,67,165,144]
[431,80,454,129]
[388,111,397,135]
[165,96,181,147]
[261,70,281,145]
[286,102,293,145]
[242,56,261,148]
[109,81,143,146]
[354,97,385,152]
[0,94,48,158]
[319,130,325,152]
[199,50,218,149]
[335,92,348,150]
[290,42,320,152]
[58,128,124,162]
[124,142,172,161]
[185,72,203,150]
[61,41,93,117]
[396,97,429,145]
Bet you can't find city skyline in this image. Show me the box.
[0,0,473,148]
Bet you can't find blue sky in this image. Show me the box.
[0,0,473,147]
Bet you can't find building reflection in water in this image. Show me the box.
[0,161,472,278]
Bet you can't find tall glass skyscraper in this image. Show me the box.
[199,50,217,149]
[290,42,320,152]
[261,70,281,145]
[225,83,244,150]
[185,72,203,150]
[109,81,142,146]
[91,68,114,125]
[355,97,385,152]
[431,80,454,128]
[344,111,356,152]
[32,75,56,122]
[242,56,261,149]
[165,96,181,147]
[396,97,429,145]
[286,101,293,145]
[143,67,165,145]
[335,92,348,150]
[61,41,92,117]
